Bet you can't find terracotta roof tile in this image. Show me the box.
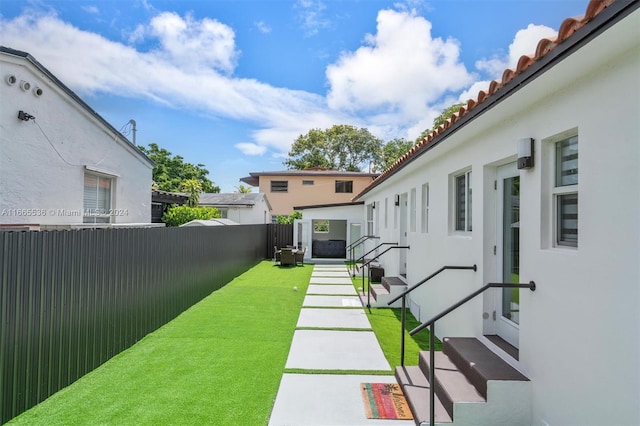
[354,0,628,200]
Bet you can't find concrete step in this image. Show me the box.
[399,338,532,425]
[443,337,529,399]
[418,351,485,419]
[395,365,452,425]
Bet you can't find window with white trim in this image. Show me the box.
[83,172,113,224]
[421,183,429,233]
[455,170,472,232]
[384,197,388,229]
[366,203,374,236]
[554,135,578,247]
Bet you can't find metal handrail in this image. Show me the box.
[389,265,477,366]
[361,245,410,308]
[410,281,536,426]
[355,242,397,270]
[348,236,379,276]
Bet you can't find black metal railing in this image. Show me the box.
[347,235,379,276]
[388,265,477,366]
[410,281,536,426]
[359,245,410,307]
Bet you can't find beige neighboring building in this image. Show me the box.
[240,168,378,220]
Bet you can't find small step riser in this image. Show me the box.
[418,354,454,419]
[444,340,487,399]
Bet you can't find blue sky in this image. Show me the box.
[0,0,588,192]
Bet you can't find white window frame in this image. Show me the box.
[384,197,389,229]
[83,171,114,224]
[452,169,472,233]
[553,135,578,248]
[366,203,374,236]
[421,183,429,233]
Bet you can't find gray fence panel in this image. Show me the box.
[0,224,268,423]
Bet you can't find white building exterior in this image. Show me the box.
[199,193,271,224]
[0,47,154,228]
[294,202,365,261]
[352,2,639,425]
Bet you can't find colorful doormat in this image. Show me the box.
[360,382,413,420]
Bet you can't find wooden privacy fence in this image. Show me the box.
[0,224,271,423]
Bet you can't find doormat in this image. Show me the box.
[360,383,413,420]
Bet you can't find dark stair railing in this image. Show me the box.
[347,235,379,276]
[409,281,536,426]
[387,265,477,366]
[358,244,410,308]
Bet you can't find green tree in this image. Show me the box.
[180,179,202,207]
[415,102,465,143]
[285,125,382,172]
[375,138,415,172]
[275,211,302,224]
[139,143,220,193]
[162,205,221,227]
[234,185,253,194]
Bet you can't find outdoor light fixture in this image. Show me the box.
[18,110,35,121]
[517,138,534,169]
[394,195,400,206]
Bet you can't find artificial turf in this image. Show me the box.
[8,260,312,426]
[9,260,440,425]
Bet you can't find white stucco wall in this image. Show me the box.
[0,53,153,226]
[222,201,270,224]
[358,10,639,426]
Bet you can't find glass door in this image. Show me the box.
[496,163,520,348]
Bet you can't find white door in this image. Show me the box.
[496,163,520,348]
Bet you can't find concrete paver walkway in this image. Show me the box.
[269,263,411,426]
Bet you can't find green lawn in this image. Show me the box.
[9,261,313,426]
[9,260,438,425]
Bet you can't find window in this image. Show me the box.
[384,197,388,229]
[554,136,578,247]
[313,220,330,233]
[335,180,353,193]
[302,180,314,186]
[367,203,374,235]
[271,180,288,192]
[410,188,416,232]
[455,170,472,232]
[84,172,113,224]
[218,208,228,218]
[421,183,429,233]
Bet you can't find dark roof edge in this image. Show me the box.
[0,46,155,168]
[294,201,365,210]
[354,0,638,200]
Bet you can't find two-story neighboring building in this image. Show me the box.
[0,46,155,229]
[239,167,378,220]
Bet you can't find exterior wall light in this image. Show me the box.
[517,138,535,169]
[395,195,400,206]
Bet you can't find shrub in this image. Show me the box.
[162,205,220,227]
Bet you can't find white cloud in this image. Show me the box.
[82,6,100,14]
[254,20,271,34]
[295,0,329,37]
[235,142,267,156]
[326,9,472,124]
[147,12,239,73]
[0,11,330,154]
[475,24,557,80]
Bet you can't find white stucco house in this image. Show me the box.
[302,1,638,425]
[0,46,155,229]
[199,193,272,224]
[293,201,365,262]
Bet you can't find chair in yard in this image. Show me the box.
[274,246,281,263]
[279,248,295,267]
[295,247,306,265]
